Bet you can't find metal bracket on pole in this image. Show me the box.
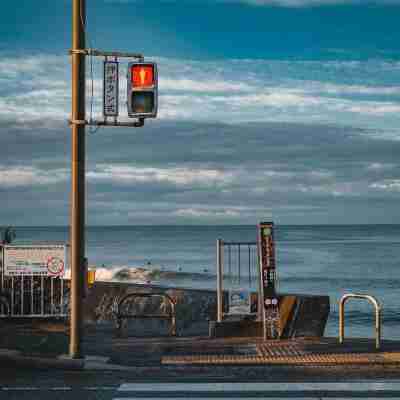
[68,48,147,128]
[89,118,145,128]
[69,48,144,60]
[68,118,145,128]
[69,119,87,126]
[69,49,88,55]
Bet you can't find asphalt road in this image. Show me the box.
[2,368,400,399]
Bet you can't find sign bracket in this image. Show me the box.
[69,48,144,60]
[68,48,148,128]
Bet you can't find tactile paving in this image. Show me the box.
[162,351,400,365]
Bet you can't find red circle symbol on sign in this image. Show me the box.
[47,257,64,276]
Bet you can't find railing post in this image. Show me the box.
[217,239,223,323]
[339,296,345,344]
[170,301,177,336]
[376,303,381,350]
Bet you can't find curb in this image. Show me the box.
[0,348,139,371]
[0,349,84,370]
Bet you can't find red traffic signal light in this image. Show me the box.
[131,65,155,88]
[127,62,158,118]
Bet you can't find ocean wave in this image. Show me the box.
[65,265,216,284]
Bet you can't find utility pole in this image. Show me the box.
[69,0,86,359]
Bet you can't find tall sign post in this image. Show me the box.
[258,222,280,340]
[69,0,86,359]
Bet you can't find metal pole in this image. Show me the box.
[339,297,344,344]
[217,239,223,323]
[69,0,86,359]
[257,239,266,340]
[376,307,381,350]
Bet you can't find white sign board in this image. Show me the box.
[3,245,66,277]
[228,288,251,315]
[103,60,119,117]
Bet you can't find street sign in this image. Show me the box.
[3,245,67,277]
[103,60,119,117]
[258,221,276,298]
[258,222,280,338]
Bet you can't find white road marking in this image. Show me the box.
[84,386,117,390]
[84,355,110,363]
[117,381,400,392]
[113,398,318,400]
[50,387,71,390]
[2,387,71,391]
[113,398,395,400]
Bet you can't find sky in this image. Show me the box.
[1,0,400,225]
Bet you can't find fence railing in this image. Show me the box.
[0,246,69,318]
[0,275,68,317]
[216,239,259,323]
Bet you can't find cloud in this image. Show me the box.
[160,78,252,92]
[367,163,395,171]
[370,180,400,191]
[1,54,400,138]
[0,166,67,187]
[87,165,234,187]
[174,207,242,218]
[103,0,400,5]
[1,52,400,224]
[1,118,400,224]
[233,0,400,6]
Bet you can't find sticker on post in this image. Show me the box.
[228,289,251,314]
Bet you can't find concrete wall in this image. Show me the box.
[83,281,329,338]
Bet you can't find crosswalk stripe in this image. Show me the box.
[113,398,391,400]
[114,398,318,400]
[117,381,400,392]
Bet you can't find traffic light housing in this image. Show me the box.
[127,62,158,118]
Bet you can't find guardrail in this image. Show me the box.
[115,292,177,336]
[339,293,382,350]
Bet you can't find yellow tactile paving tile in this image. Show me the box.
[162,351,400,365]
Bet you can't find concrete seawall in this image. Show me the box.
[82,281,329,338]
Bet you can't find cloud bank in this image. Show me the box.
[1,118,400,225]
[1,54,400,141]
[237,0,400,6]
[1,53,400,224]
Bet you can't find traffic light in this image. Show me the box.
[127,62,158,118]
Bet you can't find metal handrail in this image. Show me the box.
[116,292,177,336]
[339,293,382,350]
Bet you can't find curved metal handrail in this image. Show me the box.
[339,293,382,350]
[116,292,177,336]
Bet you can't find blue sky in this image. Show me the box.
[1,0,400,225]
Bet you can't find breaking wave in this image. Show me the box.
[66,265,216,286]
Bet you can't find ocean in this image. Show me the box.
[7,224,400,340]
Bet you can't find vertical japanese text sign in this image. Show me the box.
[103,60,119,117]
[258,222,276,300]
